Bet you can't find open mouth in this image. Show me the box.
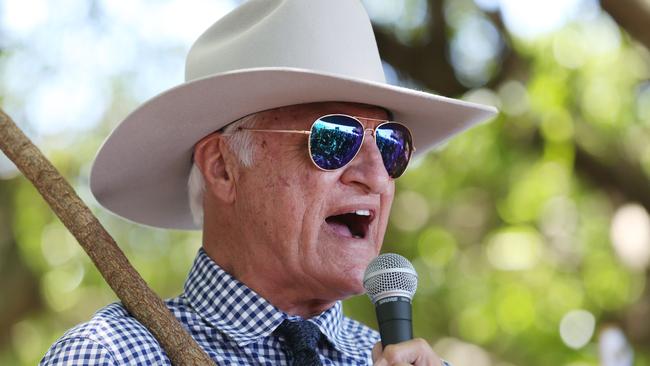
[325,210,373,239]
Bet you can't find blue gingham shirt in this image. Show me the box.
[40,248,379,365]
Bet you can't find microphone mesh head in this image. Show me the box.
[363,253,418,303]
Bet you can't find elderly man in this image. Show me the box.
[41,0,495,365]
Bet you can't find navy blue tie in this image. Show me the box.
[275,320,323,366]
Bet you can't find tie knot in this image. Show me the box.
[276,320,322,350]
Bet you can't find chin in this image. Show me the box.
[316,253,376,298]
[332,267,367,298]
[347,281,366,296]
[325,280,364,301]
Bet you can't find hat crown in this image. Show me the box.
[185,0,386,83]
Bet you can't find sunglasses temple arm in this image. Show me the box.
[238,128,311,135]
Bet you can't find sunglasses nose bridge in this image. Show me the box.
[363,128,376,139]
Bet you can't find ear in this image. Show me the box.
[193,132,238,204]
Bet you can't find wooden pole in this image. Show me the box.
[0,108,214,365]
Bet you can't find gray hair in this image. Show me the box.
[188,114,259,226]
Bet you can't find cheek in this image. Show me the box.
[245,170,313,230]
[244,140,339,231]
[380,183,395,213]
[375,184,395,239]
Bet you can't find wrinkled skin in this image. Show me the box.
[194,101,444,365]
[194,102,394,317]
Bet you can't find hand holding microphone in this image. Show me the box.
[364,253,451,366]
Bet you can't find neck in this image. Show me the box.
[202,243,336,318]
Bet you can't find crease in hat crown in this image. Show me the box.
[185,0,386,83]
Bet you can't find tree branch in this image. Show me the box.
[574,144,650,211]
[373,0,465,96]
[601,0,650,51]
[373,1,527,97]
[0,109,214,365]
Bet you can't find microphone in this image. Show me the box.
[363,253,418,346]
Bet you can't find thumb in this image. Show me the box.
[372,341,383,361]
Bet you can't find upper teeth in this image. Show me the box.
[354,210,370,216]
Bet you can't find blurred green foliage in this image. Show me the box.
[1,0,650,365]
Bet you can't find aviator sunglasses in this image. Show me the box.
[239,114,415,178]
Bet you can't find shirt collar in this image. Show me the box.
[183,248,347,349]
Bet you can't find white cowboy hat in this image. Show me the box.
[90,0,498,230]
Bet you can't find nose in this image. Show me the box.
[339,130,391,194]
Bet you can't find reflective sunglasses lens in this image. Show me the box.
[375,123,413,178]
[310,115,364,170]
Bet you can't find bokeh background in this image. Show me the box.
[1,0,650,364]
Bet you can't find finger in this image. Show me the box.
[373,358,388,366]
[372,342,383,362]
[381,338,440,366]
[374,359,409,366]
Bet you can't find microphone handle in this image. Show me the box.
[376,296,413,346]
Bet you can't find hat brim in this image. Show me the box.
[90,67,497,230]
